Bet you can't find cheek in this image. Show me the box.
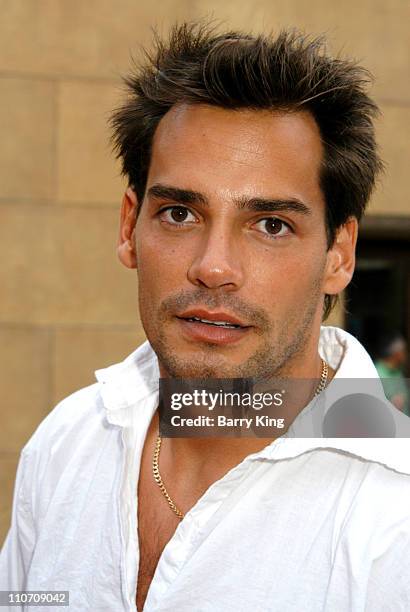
[248,244,327,305]
[135,232,188,298]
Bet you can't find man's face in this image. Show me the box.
[129,104,345,378]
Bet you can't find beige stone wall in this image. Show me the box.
[1,0,409,544]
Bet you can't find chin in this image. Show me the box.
[160,354,233,379]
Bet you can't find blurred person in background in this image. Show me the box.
[375,332,409,415]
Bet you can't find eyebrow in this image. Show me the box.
[235,196,311,215]
[147,183,311,216]
[148,184,207,206]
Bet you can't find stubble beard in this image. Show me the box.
[141,286,322,380]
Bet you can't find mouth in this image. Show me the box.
[177,308,249,327]
[176,309,251,345]
[179,316,243,329]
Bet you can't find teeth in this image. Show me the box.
[189,316,240,328]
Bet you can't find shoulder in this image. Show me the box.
[22,381,107,454]
[19,341,159,490]
[18,381,118,494]
[329,447,410,560]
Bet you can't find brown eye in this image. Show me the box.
[264,219,284,234]
[254,217,291,238]
[170,207,189,222]
[159,206,197,226]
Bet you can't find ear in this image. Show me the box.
[117,187,138,269]
[322,217,358,295]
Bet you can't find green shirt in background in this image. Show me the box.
[375,360,410,417]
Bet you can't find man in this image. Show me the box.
[1,23,409,611]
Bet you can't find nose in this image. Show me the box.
[187,222,244,290]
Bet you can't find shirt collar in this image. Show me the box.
[95,340,159,427]
[95,326,410,475]
[318,325,380,378]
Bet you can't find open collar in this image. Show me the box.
[94,326,410,475]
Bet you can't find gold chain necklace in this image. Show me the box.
[152,435,185,519]
[152,358,329,520]
[314,358,328,397]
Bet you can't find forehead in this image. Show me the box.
[147,103,324,206]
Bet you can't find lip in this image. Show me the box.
[177,317,250,345]
[176,308,252,346]
[177,308,249,328]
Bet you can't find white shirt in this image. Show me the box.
[1,326,410,611]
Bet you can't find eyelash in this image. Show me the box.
[158,206,197,226]
[157,205,293,239]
